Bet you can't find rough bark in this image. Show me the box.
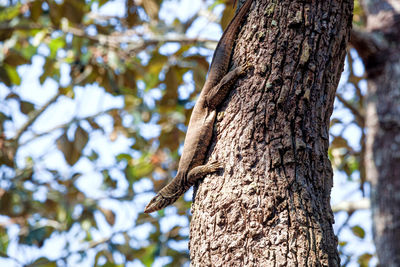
[189,0,353,266]
[351,1,400,265]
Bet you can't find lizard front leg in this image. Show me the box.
[205,64,250,109]
[186,161,223,188]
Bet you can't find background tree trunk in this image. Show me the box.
[189,0,353,266]
[351,1,400,265]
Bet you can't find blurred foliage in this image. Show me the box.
[0,0,374,266]
[328,2,376,266]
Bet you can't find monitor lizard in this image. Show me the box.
[144,0,253,213]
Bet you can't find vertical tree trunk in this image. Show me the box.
[351,1,400,265]
[189,0,353,266]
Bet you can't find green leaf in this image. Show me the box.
[125,154,154,183]
[74,126,89,152]
[125,0,139,27]
[160,66,180,107]
[347,155,359,174]
[88,150,99,161]
[56,132,77,166]
[351,225,365,239]
[102,169,117,189]
[146,53,168,83]
[48,37,65,59]
[56,132,73,165]
[4,50,30,67]
[59,86,74,98]
[0,4,21,21]
[0,227,9,257]
[94,250,119,266]
[20,101,35,115]
[330,136,349,149]
[19,226,54,248]
[116,153,132,162]
[61,0,85,24]
[57,126,89,166]
[40,58,55,84]
[26,256,57,267]
[4,64,21,85]
[0,28,13,42]
[220,1,235,30]
[98,0,108,7]
[29,0,43,22]
[125,164,152,183]
[99,207,116,226]
[0,66,11,86]
[140,244,157,266]
[48,1,61,26]
[20,44,37,59]
[357,253,373,267]
[0,112,11,132]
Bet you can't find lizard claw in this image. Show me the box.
[208,161,224,172]
[238,62,253,75]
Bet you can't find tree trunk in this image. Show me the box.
[189,0,353,266]
[351,1,400,265]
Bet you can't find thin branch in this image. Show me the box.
[14,57,117,146]
[58,229,128,263]
[13,92,61,144]
[125,36,217,55]
[20,108,119,147]
[336,211,353,237]
[64,23,217,58]
[335,93,364,126]
[332,198,370,213]
[2,22,217,53]
[0,24,42,31]
[66,24,215,44]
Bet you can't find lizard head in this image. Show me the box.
[144,193,170,213]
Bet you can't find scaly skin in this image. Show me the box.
[144,0,253,213]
